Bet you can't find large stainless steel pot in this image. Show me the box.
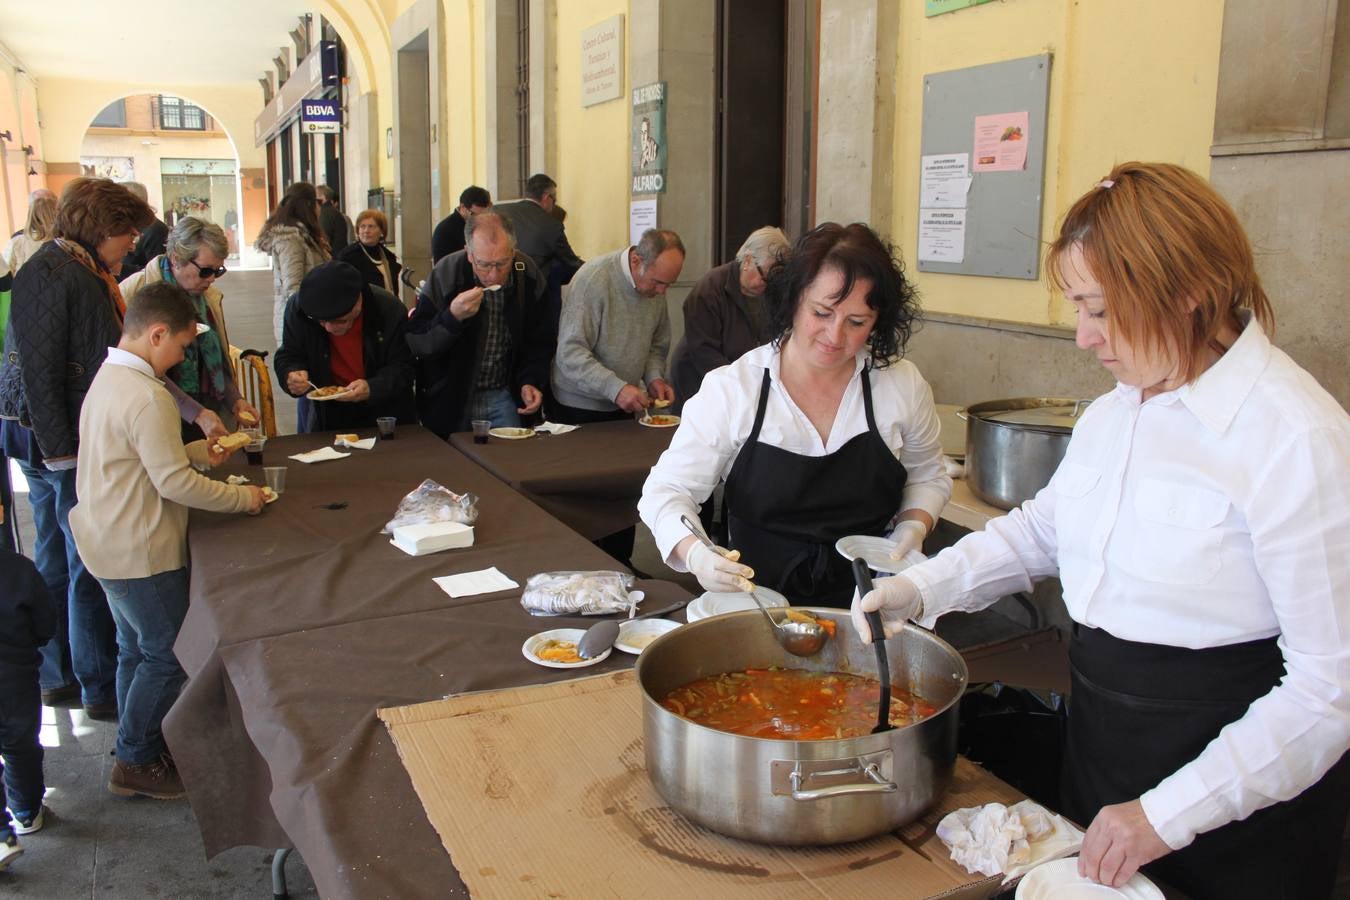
[637,609,967,845]
[961,397,1087,510]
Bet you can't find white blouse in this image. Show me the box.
[639,343,952,569]
[904,317,1350,851]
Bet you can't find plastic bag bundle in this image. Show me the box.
[382,479,479,533]
[521,571,636,616]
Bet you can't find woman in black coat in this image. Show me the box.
[336,209,402,295]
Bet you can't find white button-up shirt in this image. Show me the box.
[905,317,1350,850]
[639,343,952,568]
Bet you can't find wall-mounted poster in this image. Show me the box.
[631,81,666,194]
[80,156,134,181]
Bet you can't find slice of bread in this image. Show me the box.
[237,410,257,425]
[335,433,359,444]
[215,432,252,452]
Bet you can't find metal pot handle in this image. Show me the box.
[788,760,898,801]
[955,407,969,421]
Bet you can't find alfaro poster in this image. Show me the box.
[630,81,667,194]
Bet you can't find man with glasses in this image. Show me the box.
[275,261,416,433]
[669,226,790,412]
[406,213,552,439]
[494,173,584,282]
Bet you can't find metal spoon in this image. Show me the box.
[746,588,828,657]
[577,619,620,659]
[678,515,826,657]
[852,558,892,733]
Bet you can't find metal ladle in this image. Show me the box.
[679,515,827,657]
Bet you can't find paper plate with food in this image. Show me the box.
[522,628,611,668]
[306,385,351,401]
[488,426,534,440]
[640,413,680,428]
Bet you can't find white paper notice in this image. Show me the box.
[629,199,657,246]
[918,209,967,263]
[920,153,971,209]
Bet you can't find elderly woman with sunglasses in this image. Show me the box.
[121,216,260,436]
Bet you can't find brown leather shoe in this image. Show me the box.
[83,702,118,721]
[41,684,80,706]
[108,756,185,800]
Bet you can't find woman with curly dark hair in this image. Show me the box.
[639,222,950,607]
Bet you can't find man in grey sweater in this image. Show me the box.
[550,228,685,424]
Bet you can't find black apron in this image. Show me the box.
[1062,624,1350,900]
[723,366,907,607]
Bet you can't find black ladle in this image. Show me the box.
[852,558,892,734]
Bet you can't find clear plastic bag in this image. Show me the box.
[521,570,636,616]
[381,479,479,533]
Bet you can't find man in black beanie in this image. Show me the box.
[274,261,416,433]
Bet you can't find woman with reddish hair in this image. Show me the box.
[856,162,1350,898]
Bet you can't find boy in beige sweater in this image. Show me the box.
[70,282,264,800]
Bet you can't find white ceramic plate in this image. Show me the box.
[1015,859,1163,900]
[521,628,611,669]
[638,414,680,428]
[834,535,926,576]
[306,387,352,402]
[686,586,788,623]
[488,427,534,440]
[614,618,682,655]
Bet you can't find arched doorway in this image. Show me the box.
[77,93,258,265]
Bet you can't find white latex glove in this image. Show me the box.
[850,574,923,643]
[686,541,755,594]
[888,519,928,560]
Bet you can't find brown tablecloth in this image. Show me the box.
[448,418,676,539]
[164,426,692,898]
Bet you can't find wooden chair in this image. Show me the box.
[230,344,278,437]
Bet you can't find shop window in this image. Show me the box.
[158,95,208,131]
[91,100,126,128]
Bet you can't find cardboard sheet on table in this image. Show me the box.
[379,669,1021,899]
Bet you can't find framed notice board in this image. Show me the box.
[918,53,1051,279]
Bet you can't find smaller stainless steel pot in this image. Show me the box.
[961,397,1088,510]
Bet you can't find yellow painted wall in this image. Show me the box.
[38,80,266,172]
[551,1,631,258]
[891,0,1225,327]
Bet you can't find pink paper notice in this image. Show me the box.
[973,111,1029,172]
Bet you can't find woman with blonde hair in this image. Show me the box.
[256,181,328,342]
[2,189,58,274]
[855,162,1349,898]
[336,208,402,293]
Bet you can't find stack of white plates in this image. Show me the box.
[686,587,788,623]
[834,535,926,575]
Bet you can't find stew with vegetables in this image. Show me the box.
[660,666,938,740]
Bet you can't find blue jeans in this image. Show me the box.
[19,462,114,703]
[0,666,44,825]
[470,387,522,428]
[99,568,189,765]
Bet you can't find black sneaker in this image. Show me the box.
[108,756,184,800]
